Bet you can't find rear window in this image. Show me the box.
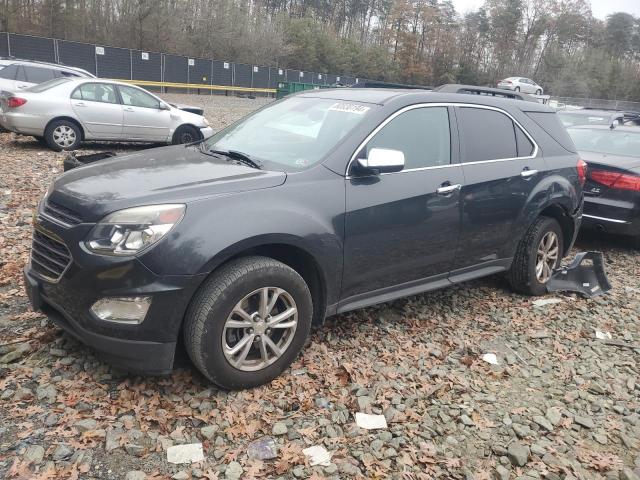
[27,77,71,93]
[0,64,18,80]
[23,66,57,83]
[457,107,518,162]
[525,111,576,153]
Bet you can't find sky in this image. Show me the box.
[451,0,640,19]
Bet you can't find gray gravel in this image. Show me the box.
[0,93,638,479]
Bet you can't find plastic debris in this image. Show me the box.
[355,412,388,430]
[595,330,612,340]
[546,251,611,298]
[532,298,563,307]
[167,443,204,464]
[247,437,278,461]
[302,445,332,466]
[481,353,499,365]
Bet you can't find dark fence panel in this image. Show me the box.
[287,69,301,82]
[326,74,337,85]
[8,33,55,62]
[252,66,269,88]
[343,76,356,86]
[96,46,130,79]
[57,40,96,75]
[131,50,161,81]
[0,32,9,57]
[269,67,286,88]
[234,63,252,88]
[189,58,212,85]
[164,55,188,83]
[212,60,232,86]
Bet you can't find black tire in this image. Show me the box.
[34,136,48,146]
[183,256,313,389]
[172,125,200,145]
[508,216,564,296]
[536,89,542,96]
[44,120,82,151]
[514,86,521,92]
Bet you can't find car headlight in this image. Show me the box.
[85,204,185,256]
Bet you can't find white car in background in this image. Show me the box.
[0,77,213,150]
[497,77,544,95]
[0,58,95,93]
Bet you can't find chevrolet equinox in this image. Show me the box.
[24,89,585,389]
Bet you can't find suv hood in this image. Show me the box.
[49,144,286,222]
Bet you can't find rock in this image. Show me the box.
[573,415,595,429]
[125,472,146,480]
[0,343,30,363]
[225,461,243,480]
[75,419,98,433]
[513,423,533,438]
[200,425,218,440]
[105,429,122,451]
[459,414,474,426]
[315,397,330,408]
[13,388,33,401]
[247,437,278,461]
[620,468,639,480]
[125,443,145,457]
[507,442,529,467]
[172,472,189,480]
[44,413,59,427]
[339,462,361,476]
[495,465,510,480]
[533,415,553,431]
[545,408,562,426]
[357,396,372,410]
[52,444,73,461]
[272,422,288,436]
[24,444,45,464]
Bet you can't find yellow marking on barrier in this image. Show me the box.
[112,78,276,94]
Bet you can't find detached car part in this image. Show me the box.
[546,251,611,298]
[63,151,116,171]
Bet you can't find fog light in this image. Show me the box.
[90,296,151,324]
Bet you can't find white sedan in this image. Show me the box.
[497,77,544,96]
[0,77,213,150]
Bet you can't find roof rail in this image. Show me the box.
[435,84,540,103]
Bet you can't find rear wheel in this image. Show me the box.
[508,216,564,296]
[183,256,313,389]
[536,89,542,95]
[44,120,81,151]
[515,86,521,92]
[172,125,200,145]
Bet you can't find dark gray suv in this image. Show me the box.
[24,89,584,389]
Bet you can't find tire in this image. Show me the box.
[172,125,200,145]
[44,120,82,151]
[508,216,564,296]
[183,256,313,389]
[34,136,47,146]
[536,89,542,96]
[514,86,520,92]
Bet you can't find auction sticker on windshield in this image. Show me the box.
[329,102,370,115]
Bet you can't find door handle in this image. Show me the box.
[124,107,134,112]
[73,102,86,107]
[521,168,538,179]
[436,183,462,195]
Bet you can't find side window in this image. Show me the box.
[0,64,18,80]
[457,107,518,162]
[118,85,161,109]
[515,126,534,157]
[364,107,451,169]
[23,66,57,83]
[16,65,27,82]
[72,83,118,104]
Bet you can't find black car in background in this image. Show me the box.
[24,89,584,389]
[567,125,640,247]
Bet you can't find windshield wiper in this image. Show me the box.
[200,144,262,169]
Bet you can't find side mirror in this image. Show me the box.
[356,148,405,175]
[159,103,170,111]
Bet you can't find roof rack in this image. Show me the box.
[435,84,540,103]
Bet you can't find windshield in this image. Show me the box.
[568,128,640,157]
[203,96,376,170]
[27,77,72,93]
[558,111,613,127]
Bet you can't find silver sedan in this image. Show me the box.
[0,77,213,150]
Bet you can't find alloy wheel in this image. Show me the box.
[222,287,298,371]
[536,231,559,283]
[52,125,76,148]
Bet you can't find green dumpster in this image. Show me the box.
[276,81,331,99]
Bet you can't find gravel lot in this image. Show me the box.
[0,93,639,480]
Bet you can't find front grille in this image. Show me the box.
[30,230,72,281]
[43,200,82,226]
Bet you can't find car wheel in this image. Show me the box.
[508,216,564,296]
[183,256,313,389]
[45,120,81,151]
[173,125,200,145]
[514,86,520,92]
[34,136,47,146]
[536,89,542,95]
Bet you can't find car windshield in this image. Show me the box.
[568,127,640,157]
[202,96,376,170]
[558,111,614,127]
[27,77,72,93]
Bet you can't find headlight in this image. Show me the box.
[85,204,185,256]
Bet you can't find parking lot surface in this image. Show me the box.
[0,94,639,479]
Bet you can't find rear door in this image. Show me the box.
[22,66,57,86]
[0,64,20,92]
[342,105,464,302]
[70,82,123,138]
[451,105,545,273]
[117,84,171,141]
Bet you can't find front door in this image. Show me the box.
[70,82,123,138]
[452,105,546,271]
[117,84,171,141]
[342,105,464,304]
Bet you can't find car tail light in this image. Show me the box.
[7,97,27,108]
[576,159,587,186]
[590,169,640,192]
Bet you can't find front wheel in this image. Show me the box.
[183,256,313,389]
[508,216,564,296]
[44,120,82,151]
[536,89,542,96]
[172,125,200,145]
[514,86,521,92]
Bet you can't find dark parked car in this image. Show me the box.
[567,125,640,247]
[24,89,584,389]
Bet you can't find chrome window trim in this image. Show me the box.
[345,102,539,178]
[583,214,629,224]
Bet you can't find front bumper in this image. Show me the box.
[24,214,206,374]
[582,196,639,237]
